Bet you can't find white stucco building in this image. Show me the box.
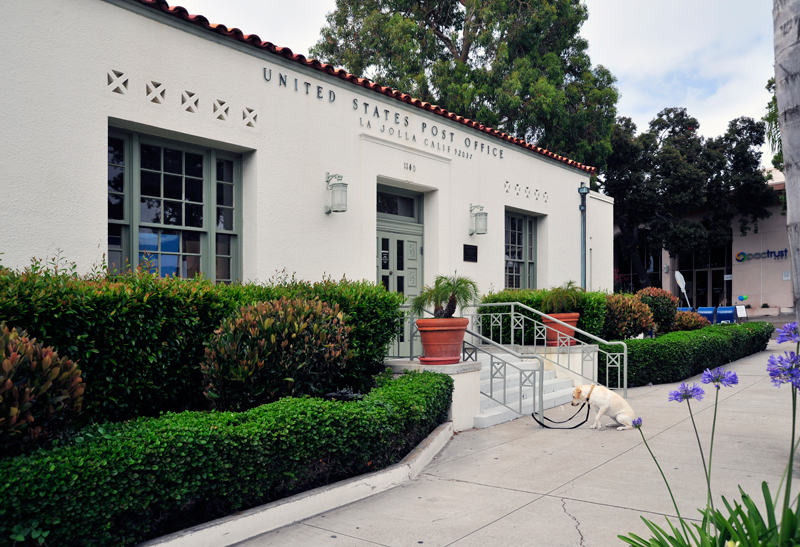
[1,0,614,301]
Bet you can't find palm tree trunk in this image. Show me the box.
[774,0,800,317]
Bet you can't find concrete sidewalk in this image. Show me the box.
[239,340,799,547]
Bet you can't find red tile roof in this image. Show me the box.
[135,0,596,174]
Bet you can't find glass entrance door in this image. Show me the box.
[695,270,709,308]
[692,269,728,308]
[377,229,423,357]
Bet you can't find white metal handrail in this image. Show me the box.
[385,306,547,424]
[467,302,628,398]
[462,330,545,426]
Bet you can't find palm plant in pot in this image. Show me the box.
[409,273,480,364]
[539,281,584,346]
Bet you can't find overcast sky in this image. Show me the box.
[177,0,776,166]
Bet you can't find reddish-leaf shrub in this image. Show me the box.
[601,294,655,341]
[672,311,711,331]
[635,287,679,331]
[202,298,352,411]
[0,323,83,455]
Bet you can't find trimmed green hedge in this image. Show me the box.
[0,371,453,547]
[231,277,406,392]
[479,288,606,343]
[0,267,404,424]
[599,322,774,387]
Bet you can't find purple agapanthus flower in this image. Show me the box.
[776,322,800,345]
[632,417,642,429]
[668,383,705,403]
[767,352,800,388]
[701,367,739,389]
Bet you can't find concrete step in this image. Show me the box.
[479,376,574,412]
[479,367,557,384]
[474,386,576,429]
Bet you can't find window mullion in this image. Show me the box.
[131,134,141,271]
[207,150,217,281]
[233,153,243,283]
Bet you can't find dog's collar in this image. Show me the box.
[586,384,596,402]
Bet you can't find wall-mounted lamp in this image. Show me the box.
[469,203,488,236]
[325,172,347,214]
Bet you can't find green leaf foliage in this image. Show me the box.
[602,109,775,289]
[601,293,655,341]
[479,288,606,343]
[230,277,406,392]
[635,287,679,331]
[0,372,453,547]
[600,322,774,387]
[203,298,353,411]
[409,273,479,318]
[0,323,84,456]
[0,265,404,424]
[310,0,618,171]
[672,310,711,331]
[619,482,800,546]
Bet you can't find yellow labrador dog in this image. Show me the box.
[572,384,636,431]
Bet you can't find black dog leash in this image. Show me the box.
[531,401,591,429]
[531,384,595,429]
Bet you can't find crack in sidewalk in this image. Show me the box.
[561,497,586,547]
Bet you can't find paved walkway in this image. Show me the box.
[239,339,799,547]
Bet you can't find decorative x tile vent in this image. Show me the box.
[242,107,257,128]
[213,99,229,121]
[181,91,199,113]
[146,81,166,104]
[504,181,511,193]
[107,70,128,94]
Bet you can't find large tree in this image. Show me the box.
[310,0,618,170]
[774,0,800,318]
[602,108,775,289]
[764,77,784,172]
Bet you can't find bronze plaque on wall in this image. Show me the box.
[463,244,478,263]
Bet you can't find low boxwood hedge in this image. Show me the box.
[0,266,404,424]
[599,322,775,387]
[0,371,453,547]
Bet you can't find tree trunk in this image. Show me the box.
[774,0,800,318]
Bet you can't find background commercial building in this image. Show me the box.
[614,172,791,315]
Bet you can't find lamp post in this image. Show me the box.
[578,180,590,289]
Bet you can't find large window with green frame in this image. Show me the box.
[504,212,537,289]
[107,130,241,283]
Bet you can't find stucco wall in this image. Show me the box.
[731,203,792,308]
[1,0,614,294]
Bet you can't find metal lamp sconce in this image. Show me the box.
[469,203,488,235]
[325,172,347,214]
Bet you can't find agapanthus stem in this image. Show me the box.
[639,429,691,543]
[773,404,800,508]
[687,399,715,522]
[784,386,797,517]
[708,388,719,498]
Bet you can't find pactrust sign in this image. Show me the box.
[736,249,789,261]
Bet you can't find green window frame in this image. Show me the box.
[107,130,242,283]
[504,212,537,289]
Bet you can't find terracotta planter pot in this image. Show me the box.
[541,312,580,347]
[416,317,469,364]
